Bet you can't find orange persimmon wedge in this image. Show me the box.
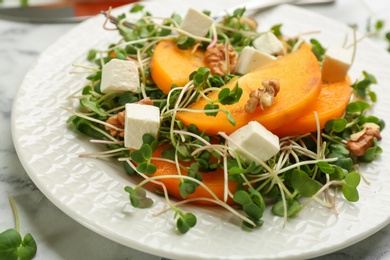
[148,145,237,205]
[150,40,206,94]
[272,78,352,137]
[176,43,322,135]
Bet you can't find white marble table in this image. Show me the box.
[1,0,390,259]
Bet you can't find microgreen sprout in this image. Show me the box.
[351,71,377,102]
[0,197,37,260]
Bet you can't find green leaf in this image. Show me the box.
[344,172,361,187]
[331,166,347,180]
[375,20,384,31]
[324,118,347,132]
[71,117,105,139]
[161,147,175,160]
[228,166,246,175]
[226,112,236,126]
[176,36,195,50]
[124,186,153,208]
[124,161,136,176]
[346,101,370,114]
[328,143,350,156]
[80,98,107,116]
[136,162,157,174]
[0,229,21,260]
[118,92,138,105]
[130,144,153,163]
[81,85,93,95]
[190,67,210,87]
[142,134,158,151]
[130,4,144,13]
[359,141,382,162]
[114,48,127,60]
[272,199,301,217]
[316,161,335,174]
[233,190,251,205]
[171,12,182,25]
[18,233,37,260]
[311,38,326,61]
[233,189,265,222]
[204,103,219,117]
[87,49,97,61]
[342,172,360,202]
[208,75,225,88]
[332,118,347,132]
[290,169,322,197]
[179,181,197,198]
[176,145,192,161]
[270,23,283,37]
[176,212,197,234]
[333,157,353,172]
[353,72,377,100]
[218,83,243,105]
[342,185,359,202]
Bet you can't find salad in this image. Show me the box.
[65,4,384,234]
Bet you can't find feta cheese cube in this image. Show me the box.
[180,8,214,37]
[235,46,277,74]
[228,121,280,164]
[124,103,160,149]
[321,47,353,82]
[100,59,140,94]
[252,31,285,56]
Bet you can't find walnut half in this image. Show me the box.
[244,79,280,113]
[347,123,382,156]
[204,43,238,77]
[105,111,125,137]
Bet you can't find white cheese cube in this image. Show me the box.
[180,8,214,37]
[252,31,284,56]
[321,47,353,82]
[228,121,280,164]
[124,103,160,149]
[100,59,140,94]
[235,46,276,74]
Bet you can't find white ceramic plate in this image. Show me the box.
[11,1,390,259]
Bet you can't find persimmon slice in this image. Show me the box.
[148,145,237,205]
[272,78,352,137]
[150,40,206,94]
[176,43,322,135]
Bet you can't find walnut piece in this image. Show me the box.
[105,97,154,137]
[347,123,382,156]
[204,43,238,77]
[105,111,125,137]
[244,79,280,113]
[138,97,154,106]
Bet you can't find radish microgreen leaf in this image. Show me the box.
[0,197,37,260]
[346,101,370,114]
[272,199,301,217]
[342,172,361,202]
[233,188,265,227]
[290,169,322,197]
[176,212,197,234]
[124,186,153,208]
[130,142,156,174]
[217,83,243,105]
[352,71,377,101]
[176,36,195,50]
